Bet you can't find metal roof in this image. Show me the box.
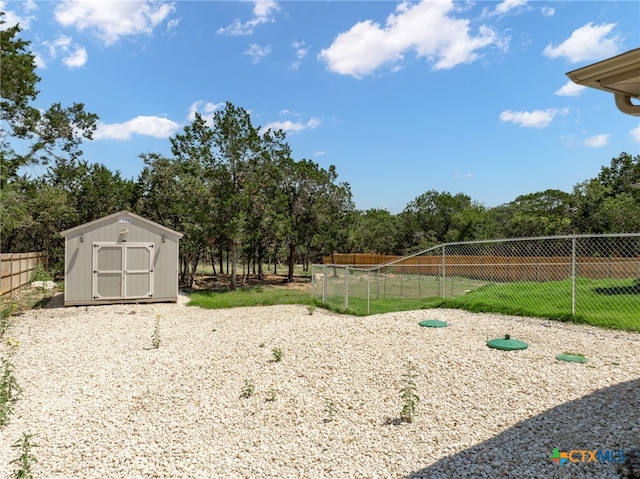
[60,210,184,238]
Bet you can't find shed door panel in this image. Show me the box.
[93,243,154,300]
[124,244,154,299]
[94,245,123,299]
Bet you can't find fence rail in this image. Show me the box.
[313,234,640,331]
[1,252,47,298]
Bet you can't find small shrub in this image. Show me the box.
[324,399,337,422]
[0,356,22,427]
[306,305,316,315]
[1,300,18,337]
[11,432,38,479]
[241,379,255,398]
[265,388,278,402]
[151,316,161,349]
[399,361,419,423]
[5,337,20,352]
[271,348,284,362]
[30,265,53,283]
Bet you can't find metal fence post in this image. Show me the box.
[367,270,370,315]
[322,264,326,304]
[571,235,576,317]
[311,264,315,298]
[345,266,349,310]
[441,245,446,299]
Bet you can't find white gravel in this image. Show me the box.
[1,293,639,479]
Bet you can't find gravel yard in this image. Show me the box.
[1,294,639,479]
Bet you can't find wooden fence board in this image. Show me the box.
[1,252,46,298]
[323,253,640,282]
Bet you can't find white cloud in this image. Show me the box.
[319,0,500,78]
[631,125,640,144]
[583,134,610,148]
[541,6,555,17]
[293,40,309,60]
[244,43,271,64]
[290,40,309,70]
[555,80,586,97]
[24,0,37,12]
[0,0,36,29]
[44,34,71,57]
[218,0,279,36]
[187,100,225,125]
[494,0,527,16]
[63,45,88,68]
[543,22,621,63]
[262,118,321,134]
[41,34,88,69]
[453,173,474,179]
[94,116,179,140]
[499,108,569,128]
[54,0,175,45]
[166,18,180,32]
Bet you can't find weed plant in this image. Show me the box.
[11,432,38,479]
[29,265,53,282]
[151,316,161,349]
[241,379,255,398]
[265,388,278,402]
[0,355,22,427]
[399,361,419,423]
[271,348,283,362]
[1,300,18,338]
[324,399,337,422]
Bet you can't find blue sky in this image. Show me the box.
[3,0,639,213]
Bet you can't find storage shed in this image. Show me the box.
[60,211,183,306]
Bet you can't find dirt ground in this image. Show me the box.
[191,273,312,292]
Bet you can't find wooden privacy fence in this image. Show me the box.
[323,253,640,282]
[1,252,47,298]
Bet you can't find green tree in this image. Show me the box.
[399,190,481,252]
[211,103,262,289]
[350,208,398,254]
[486,189,573,238]
[242,129,291,279]
[310,175,354,268]
[571,152,640,234]
[1,14,98,259]
[596,151,640,196]
[137,152,211,288]
[0,18,98,188]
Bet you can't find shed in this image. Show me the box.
[60,211,183,306]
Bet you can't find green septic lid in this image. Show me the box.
[418,320,448,328]
[556,353,587,363]
[487,334,528,351]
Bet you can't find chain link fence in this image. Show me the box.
[312,234,640,332]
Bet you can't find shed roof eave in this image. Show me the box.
[60,211,184,238]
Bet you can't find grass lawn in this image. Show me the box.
[187,275,640,333]
[188,285,314,309]
[324,278,640,332]
[438,278,640,332]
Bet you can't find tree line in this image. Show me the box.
[2,15,639,288]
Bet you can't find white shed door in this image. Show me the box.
[93,243,154,300]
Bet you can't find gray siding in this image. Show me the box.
[61,212,181,305]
